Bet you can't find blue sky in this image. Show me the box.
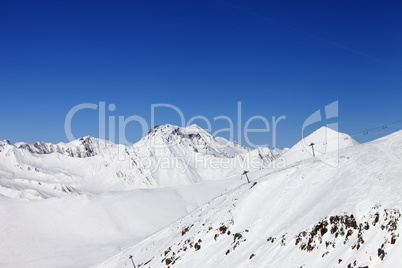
[0,0,401,149]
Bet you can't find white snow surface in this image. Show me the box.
[3,124,401,268]
[95,129,402,268]
[0,177,243,267]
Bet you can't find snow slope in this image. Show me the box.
[0,176,244,268]
[96,130,402,268]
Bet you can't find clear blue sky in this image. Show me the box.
[1,0,401,149]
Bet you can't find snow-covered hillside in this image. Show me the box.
[95,130,402,268]
[0,124,281,198]
[0,176,245,268]
[5,124,397,268]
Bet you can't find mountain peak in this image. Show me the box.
[137,123,249,158]
[144,124,208,140]
[187,124,202,129]
[309,125,339,135]
[2,139,12,145]
[281,126,358,165]
[303,126,357,145]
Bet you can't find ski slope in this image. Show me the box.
[95,130,402,268]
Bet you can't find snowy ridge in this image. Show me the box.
[139,124,249,158]
[0,124,284,198]
[14,136,118,158]
[95,130,402,268]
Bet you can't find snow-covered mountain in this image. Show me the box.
[281,126,358,166]
[0,124,281,199]
[139,124,249,158]
[95,129,402,268]
[12,124,248,159]
[14,136,116,158]
[4,124,396,268]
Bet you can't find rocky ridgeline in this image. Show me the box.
[142,124,249,158]
[265,205,400,268]
[16,137,98,158]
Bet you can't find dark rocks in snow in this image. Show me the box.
[267,236,276,243]
[280,234,287,246]
[293,206,400,265]
[378,244,386,260]
[346,260,357,268]
[224,229,248,255]
[233,232,242,242]
[372,212,380,226]
[219,225,228,234]
[390,233,398,244]
[381,208,400,232]
[181,224,193,236]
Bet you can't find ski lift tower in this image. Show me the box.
[242,170,250,183]
[309,142,315,157]
[129,255,137,268]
